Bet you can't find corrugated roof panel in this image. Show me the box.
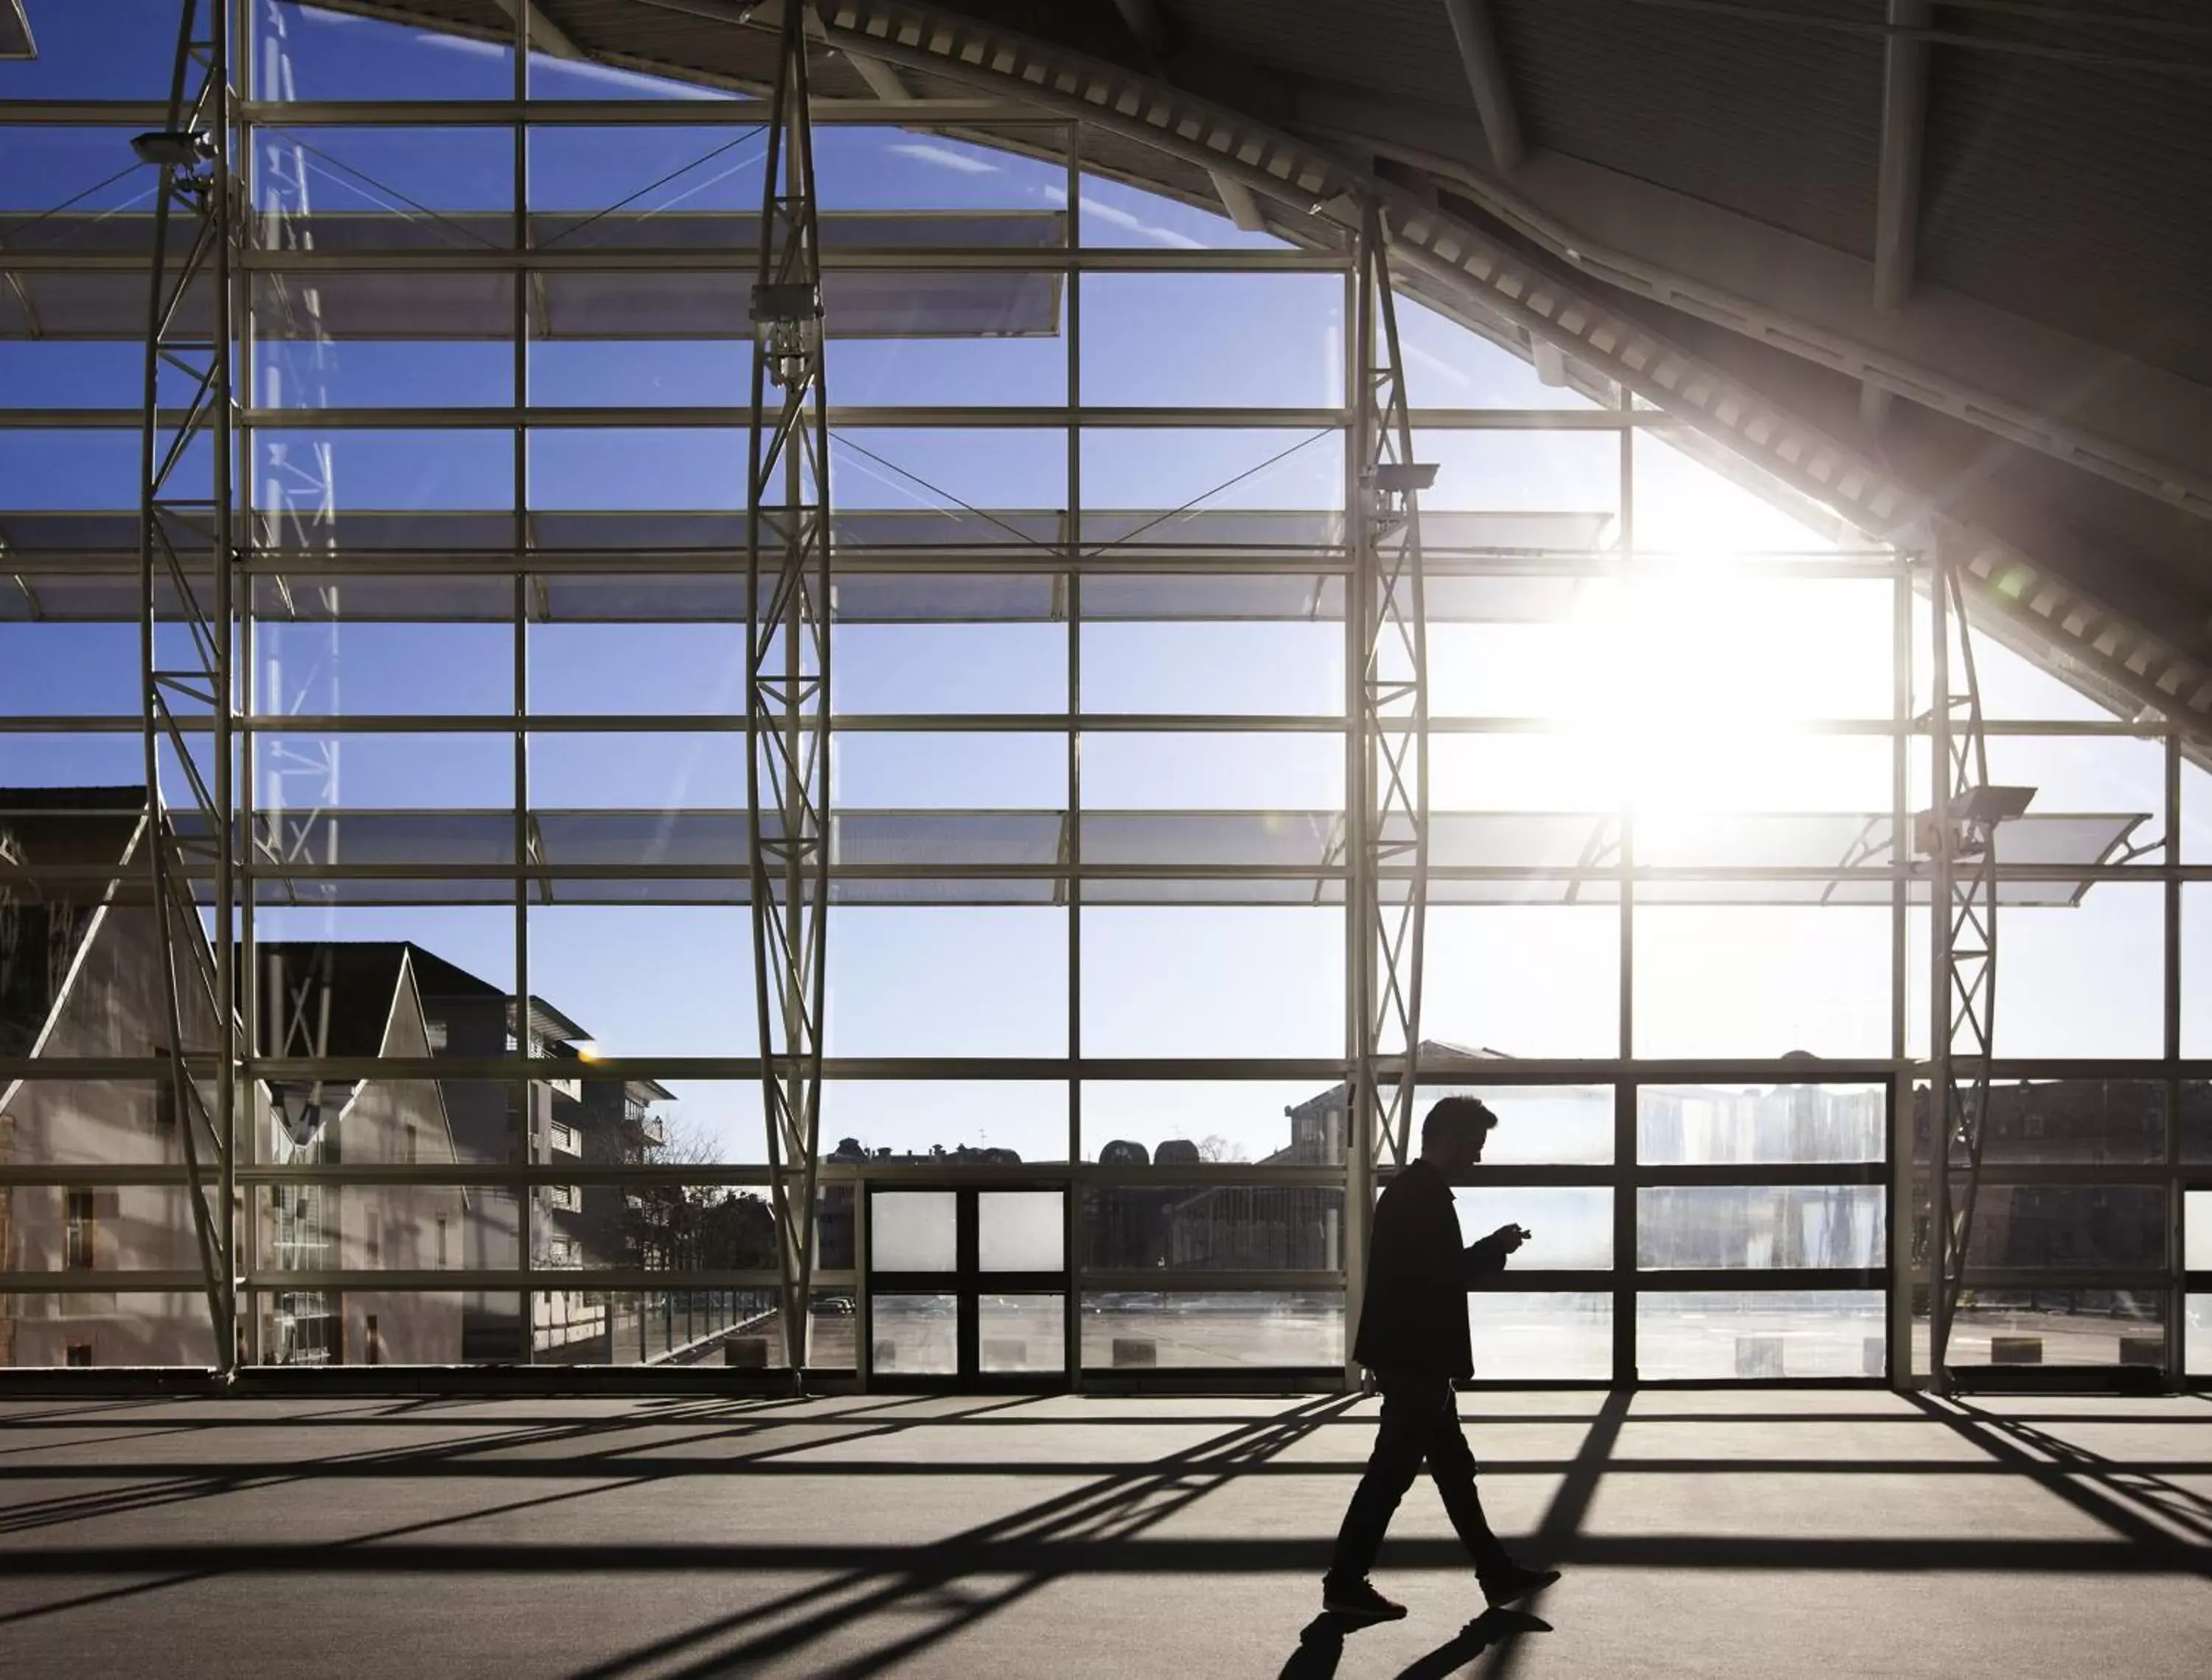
[1919,44,2212,386]
[1492,0,1882,259]
[1166,0,1476,111]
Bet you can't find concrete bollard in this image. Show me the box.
[2118,1335,2165,1367]
[1862,1336,1887,1378]
[723,1336,768,1370]
[873,1339,897,1369]
[1112,1336,1158,1368]
[1989,1335,2042,1364]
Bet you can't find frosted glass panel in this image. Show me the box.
[1450,1186,1613,1270]
[978,1190,1065,1271]
[978,1295,1065,1372]
[870,1191,956,1271]
[871,1294,956,1374]
[1467,1292,1613,1380]
[1639,1186,1884,1269]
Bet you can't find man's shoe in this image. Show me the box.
[1479,1563,1560,1608]
[1321,1576,1408,1621]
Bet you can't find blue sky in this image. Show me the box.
[3,1,2196,1166]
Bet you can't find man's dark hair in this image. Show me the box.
[1422,1096,1498,1154]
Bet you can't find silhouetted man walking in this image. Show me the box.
[1322,1096,1559,1622]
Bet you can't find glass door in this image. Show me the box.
[866,1187,1069,1389]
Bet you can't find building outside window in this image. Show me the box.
[63,1190,94,1271]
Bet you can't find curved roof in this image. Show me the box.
[182,1,2212,725]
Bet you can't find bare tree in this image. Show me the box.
[1196,1134,1249,1164]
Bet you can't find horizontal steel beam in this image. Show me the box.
[0,97,1049,125]
[0,246,1343,274]
[237,1269,782,1291]
[0,1266,1905,1297]
[0,406,1685,433]
[0,1055,1916,1083]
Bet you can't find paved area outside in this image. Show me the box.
[0,1388,2206,1678]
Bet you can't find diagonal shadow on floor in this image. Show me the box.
[560,1392,1363,1680]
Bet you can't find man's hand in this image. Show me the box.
[1490,1223,1532,1254]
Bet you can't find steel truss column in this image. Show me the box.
[137,0,241,1377]
[745,4,832,1384]
[1922,544,2018,1394]
[1353,204,1433,1175]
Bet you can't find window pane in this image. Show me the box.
[1419,1086,1613,1166]
[1080,1187,1343,1271]
[1078,1291,1343,1368]
[818,127,1067,212]
[1081,909,1342,1057]
[1082,274,1343,407]
[256,622,513,717]
[824,1083,1065,1164]
[1396,297,1599,409]
[251,133,514,249]
[1452,1186,1613,1271]
[1082,428,1343,524]
[1638,1187,1883,1269]
[527,906,753,1058]
[1079,732,1341,810]
[869,1193,957,1272]
[1078,173,1290,251]
[1467,1293,1613,1380]
[827,909,1066,1058]
[836,732,1066,810]
[1631,431,1842,556]
[870,1293,957,1373]
[0,2,182,99]
[529,624,742,715]
[1636,907,1891,1059]
[1639,1085,1885,1166]
[1929,1080,2166,1167]
[2188,1296,2211,1377]
[1932,1292,2167,1372]
[835,625,1066,715]
[1961,1185,2165,1270]
[1418,431,1618,517]
[978,1191,1065,1271]
[978,1294,1066,1372]
[1638,1291,1885,1379]
[254,2,514,100]
[2,1292,215,1369]
[1994,884,2163,1061]
[1081,1081,1336,1167]
[1424,909,1620,1058]
[543,1290,785,1368]
[1080,623,1343,715]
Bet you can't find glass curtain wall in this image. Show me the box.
[0,1,2202,1385]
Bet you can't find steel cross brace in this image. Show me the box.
[1924,545,2014,1393]
[745,2,832,1384]
[1352,204,1433,1176]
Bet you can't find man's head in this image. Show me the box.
[1421,1096,1498,1170]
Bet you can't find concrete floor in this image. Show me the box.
[0,1389,2205,1678]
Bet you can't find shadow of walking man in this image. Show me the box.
[1396,1607,1551,1677]
[1276,1607,1548,1679]
[1277,1612,1360,1679]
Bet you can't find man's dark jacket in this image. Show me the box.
[1352,1158,1512,1379]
